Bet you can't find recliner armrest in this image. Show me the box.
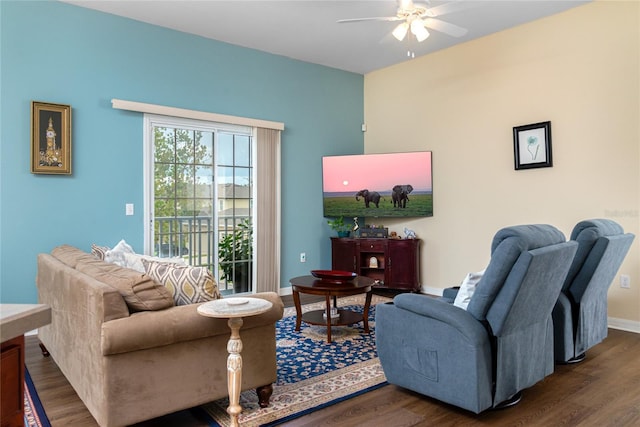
[441,286,460,303]
[393,293,489,345]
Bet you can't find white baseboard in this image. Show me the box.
[279,285,638,334]
[279,286,292,296]
[608,317,640,333]
[421,286,444,297]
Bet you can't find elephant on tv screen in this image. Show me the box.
[392,184,413,208]
[355,189,382,208]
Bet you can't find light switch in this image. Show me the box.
[125,203,134,216]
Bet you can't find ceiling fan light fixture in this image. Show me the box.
[411,19,430,42]
[392,22,409,41]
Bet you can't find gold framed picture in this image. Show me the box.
[31,101,72,174]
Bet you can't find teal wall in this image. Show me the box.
[0,1,364,303]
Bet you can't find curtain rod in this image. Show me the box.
[111,99,284,131]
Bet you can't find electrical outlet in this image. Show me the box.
[300,252,306,263]
[620,274,630,289]
[125,203,134,216]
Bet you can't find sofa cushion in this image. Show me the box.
[52,244,100,268]
[75,258,174,312]
[142,260,222,305]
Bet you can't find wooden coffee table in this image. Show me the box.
[289,275,374,343]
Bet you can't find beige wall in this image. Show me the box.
[364,1,639,325]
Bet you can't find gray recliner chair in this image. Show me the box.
[376,224,578,414]
[552,219,635,363]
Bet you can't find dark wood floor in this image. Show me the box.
[25,294,640,426]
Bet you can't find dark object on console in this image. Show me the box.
[376,224,578,414]
[359,227,388,238]
[552,219,634,364]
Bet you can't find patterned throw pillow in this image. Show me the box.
[91,243,110,260]
[142,260,222,305]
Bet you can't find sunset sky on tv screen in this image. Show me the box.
[322,152,432,193]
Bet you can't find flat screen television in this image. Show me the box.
[322,151,433,218]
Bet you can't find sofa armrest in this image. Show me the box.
[36,253,131,404]
[101,292,284,355]
[37,253,130,324]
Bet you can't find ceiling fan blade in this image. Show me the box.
[424,0,481,18]
[337,16,402,23]
[423,18,468,37]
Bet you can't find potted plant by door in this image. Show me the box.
[327,216,351,238]
[218,218,252,293]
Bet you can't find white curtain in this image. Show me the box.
[255,128,281,293]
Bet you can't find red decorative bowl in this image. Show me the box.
[310,270,357,281]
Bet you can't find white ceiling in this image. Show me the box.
[63,0,590,75]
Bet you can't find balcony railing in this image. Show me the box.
[154,215,251,293]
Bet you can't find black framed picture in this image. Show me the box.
[513,121,552,170]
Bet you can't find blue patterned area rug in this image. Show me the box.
[199,294,391,427]
[24,368,51,427]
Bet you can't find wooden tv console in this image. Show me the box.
[330,237,421,292]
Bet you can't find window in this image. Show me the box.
[144,115,254,295]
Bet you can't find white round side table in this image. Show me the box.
[197,297,273,427]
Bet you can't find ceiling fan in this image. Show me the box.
[337,0,470,43]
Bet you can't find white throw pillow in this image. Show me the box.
[104,239,136,267]
[121,252,187,273]
[453,269,485,310]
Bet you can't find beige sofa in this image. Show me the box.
[36,245,284,427]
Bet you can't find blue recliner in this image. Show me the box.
[376,225,578,414]
[552,219,635,363]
